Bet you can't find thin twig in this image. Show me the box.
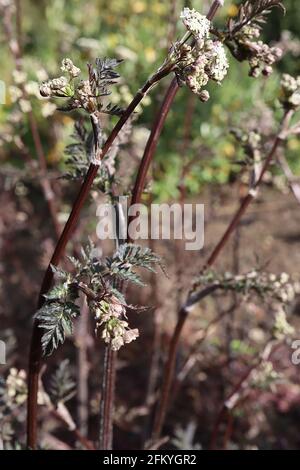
[173,302,237,398]
[50,407,95,451]
[141,206,163,446]
[99,203,127,450]
[209,341,280,449]
[151,284,220,441]
[278,153,300,204]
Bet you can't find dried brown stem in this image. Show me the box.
[151,309,188,442]
[173,302,237,398]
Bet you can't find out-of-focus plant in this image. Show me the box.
[151,65,299,443]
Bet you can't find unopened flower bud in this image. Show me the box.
[199,90,210,102]
[262,65,273,77]
[40,82,52,97]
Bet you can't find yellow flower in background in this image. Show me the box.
[132,1,146,14]
[223,142,235,158]
[227,4,239,17]
[288,138,300,151]
[144,47,156,63]
[151,3,166,15]
[107,33,119,48]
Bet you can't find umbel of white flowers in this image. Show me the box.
[94,296,139,351]
[281,74,300,110]
[40,58,81,98]
[180,7,211,41]
[175,7,229,102]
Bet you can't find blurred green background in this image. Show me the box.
[0,0,299,200]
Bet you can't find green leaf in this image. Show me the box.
[36,302,80,356]
[49,359,76,405]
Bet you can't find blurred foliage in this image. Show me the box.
[0,0,299,201]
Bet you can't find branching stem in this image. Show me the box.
[151,108,293,441]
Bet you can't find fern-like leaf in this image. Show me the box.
[228,0,285,37]
[36,302,80,356]
[49,359,76,405]
[105,243,164,285]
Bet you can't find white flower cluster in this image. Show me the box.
[250,361,281,390]
[249,41,282,78]
[176,8,229,101]
[40,75,69,97]
[6,368,27,407]
[95,296,139,351]
[0,0,15,13]
[61,58,81,78]
[40,58,80,98]
[273,307,295,341]
[9,70,39,114]
[281,74,300,110]
[177,40,229,101]
[195,269,300,309]
[208,41,230,82]
[180,7,211,41]
[235,25,282,78]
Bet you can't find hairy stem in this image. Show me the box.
[27,0,225,448]
[129,0,224,220]
[27,67,171,449]
[141,226,163,446]
[76,297,90,436]
[129,77,179,226]
[99,205,127,450]
[99,347,116,449]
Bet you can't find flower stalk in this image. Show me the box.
[26,0,228,449]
